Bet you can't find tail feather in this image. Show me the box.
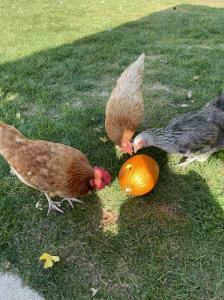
[215,91,224,110]
[207,91,224,111]
[115,53,145,91]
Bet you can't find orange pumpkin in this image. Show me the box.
[119,154,159,196]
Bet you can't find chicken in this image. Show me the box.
[133,92,224,167]
[105,53,145,155]
[0,123,111,214]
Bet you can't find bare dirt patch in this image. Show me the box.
[100,208,118,227]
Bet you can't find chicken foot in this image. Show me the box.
[179,150,215,168]
[178,157,198,168]
[62,198,84,208]
[44,193,64,215]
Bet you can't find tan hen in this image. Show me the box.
[105,53,145,154]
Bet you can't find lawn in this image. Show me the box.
[0,0,224,299]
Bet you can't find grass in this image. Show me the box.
[0,0,224,299]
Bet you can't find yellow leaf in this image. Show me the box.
[39,253,49,261]
[51,256,60,262]
[39,252,60,269]
[44,259,53,269]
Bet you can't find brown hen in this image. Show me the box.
[0,123,111,214]
[105,53,145,154]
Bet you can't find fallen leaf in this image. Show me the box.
[115,145,124,159]
[3,260,11,270]
[160,59,168,64]
[16,112,21,120]
[193,75,200,80]
[187,90,192,98]
[7,93,18,101]
[40,253,60,269]
[90,288,99,297]
[100,136,108,143]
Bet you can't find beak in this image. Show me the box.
[132,136,145,153]
[132,143,137,153]
[127,147,133,156]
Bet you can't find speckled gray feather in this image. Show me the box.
[134,92,224,161]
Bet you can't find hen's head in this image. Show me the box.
[90,167,111,190]
[132,133,149,153]
[120,140,133,155]
[120,129,136,155]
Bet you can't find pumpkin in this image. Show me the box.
[119,154,159,196]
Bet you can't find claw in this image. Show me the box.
[178,157,197,168]
[47,201,64,215]
[44,193,64,215]
[62,197,84,209]
[178,161,190,168]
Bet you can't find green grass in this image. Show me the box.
[0,0,224,299]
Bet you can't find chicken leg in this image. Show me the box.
[178,157,198,168]
[179,150,215,168]
[44,193,64,215]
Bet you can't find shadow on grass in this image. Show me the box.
[0,4,223,299]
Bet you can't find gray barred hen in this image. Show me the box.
[133,93,224,167]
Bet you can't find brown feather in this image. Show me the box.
[0,123,94,198]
